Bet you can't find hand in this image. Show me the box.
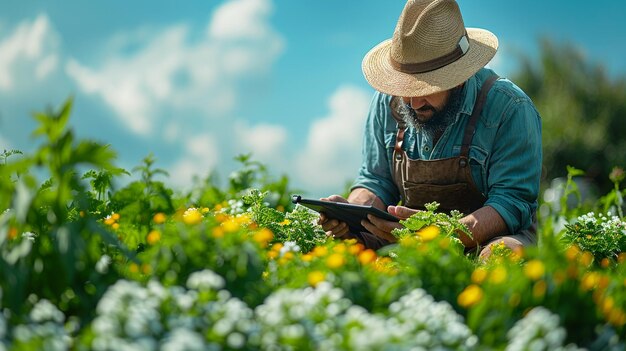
[360,205,418,242]
[318,195,356,241]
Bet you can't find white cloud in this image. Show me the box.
[66,0,284,136]
[168,133,220,188]
[235,121,288,164]
[209,0,272,40]
[295,85,372,190]
[0,14,59,90]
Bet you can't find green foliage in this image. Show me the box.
[392,201,471,241]
[514,39,626,192]
[0,99,129,328]
[562,212,626,262]
[1,96,626,350]
[109,155,174,246]
[243,189,327,253]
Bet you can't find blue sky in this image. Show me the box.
[1,0,625,198]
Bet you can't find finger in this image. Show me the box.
[318,213,327,224]
[321,219,339,231]
[368,214,404,233]
[388,205,419,220]
[326,223,351,240]
[361,219,397,242]
[334,223,351,238]
[326,195,348,203]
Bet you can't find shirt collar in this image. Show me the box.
[457,67,495,121]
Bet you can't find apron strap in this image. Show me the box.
[459,74,499,167]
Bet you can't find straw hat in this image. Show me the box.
[362,0,498,97]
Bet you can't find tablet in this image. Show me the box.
[291,194,399,234]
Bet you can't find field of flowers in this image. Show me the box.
[1,100,625,350]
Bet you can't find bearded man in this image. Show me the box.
[320,0,542,258]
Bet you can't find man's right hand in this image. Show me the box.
[317,195,354,240]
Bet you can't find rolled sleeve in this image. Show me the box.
[351,92,400,206]
[484,100,542,234]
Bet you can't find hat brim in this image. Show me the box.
[362,28,498,97]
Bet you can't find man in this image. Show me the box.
[320,0,542,258]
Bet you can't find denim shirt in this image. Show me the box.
[352,68,542,234]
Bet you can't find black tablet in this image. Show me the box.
[291,194,399,233]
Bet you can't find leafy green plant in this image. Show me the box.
[242,189,326,253]
[0,98,131,329]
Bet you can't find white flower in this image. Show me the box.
[186,269,225,291]
[506,307,583,351]
[95,255,112,274]
[161,328,205,351]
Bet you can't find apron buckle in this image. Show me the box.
[459,157,468,168]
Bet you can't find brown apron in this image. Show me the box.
[390,75,499,214]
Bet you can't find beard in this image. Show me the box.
[397,85,464,137]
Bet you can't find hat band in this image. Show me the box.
[389,33,469,74]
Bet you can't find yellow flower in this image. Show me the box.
[581,272,599,291]
[146,230,161,245]
[129,263,139,274]
[533,280,547,298]
[523,260,545,280]
[601,258,610,268]
[312,246,328,257]
[253,228,274,247]
[201,207,210,214]
[458,284,483,308]
[416,225,440,242]
[348,243,364,255]
[111,213,120,221]
[618,253,626,264]
[221,218,240,232]
[372,257,396,274]
[283,252,294,260]
[599,275,610,290]
[602,296,615,316]
[302,253,314,262]
[267,251,278,259]
[183,208,203,225]
[471,267,488,284]
[333,243,346,253]
[489,267,507,284]
[307,271,325,286]
[565,245,580,261]
[358,249,377,265]
[271,243,283,252]
[153,212,166,224]
[112,223,120,230]
[8,227,17,240]
[215,213,228,223]
[399,236,418,247]
[212,227,224,238]
[279,219,291,226]
[581,251,594,266]
[104,217,116,226]
[326,253,346,269]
